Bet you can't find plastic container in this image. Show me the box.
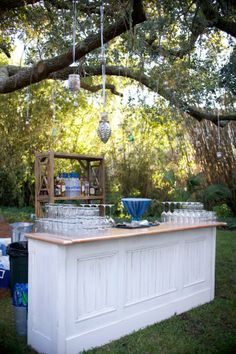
[10,222,34,243]
[63,173,70,197]
[7,241,28,295]
[69,172,81,197]
[13,306,27,336]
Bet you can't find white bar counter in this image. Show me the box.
[26,222,223,354]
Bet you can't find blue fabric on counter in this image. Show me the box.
[121,198,151,221]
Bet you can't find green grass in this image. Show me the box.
[0,206,35,223]
[0,230,236,354]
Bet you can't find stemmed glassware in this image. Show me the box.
[166,202,172,222]
[161,202,168,222]
[159,201,218,225]
[107,204,115,225]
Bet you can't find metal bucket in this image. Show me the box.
[10,223,34,243]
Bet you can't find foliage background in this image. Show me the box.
[0,0,236,214]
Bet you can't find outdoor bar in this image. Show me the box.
[26,221,223,354]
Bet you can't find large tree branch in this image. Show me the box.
[82,65,236,123]
[81,82,122,96]
[198,0,236,38]
[0,42,11,58]
[45,0,127,15]
[146,13,206,59]
[148,29,203,59]
[2,62,236,123]
[0,0,39,14]
[0,0,146,93]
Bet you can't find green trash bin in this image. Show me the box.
[7,242,28,295]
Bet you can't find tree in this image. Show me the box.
[0,0,236,125]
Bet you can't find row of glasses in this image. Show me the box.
[35,216,113,236]
[161,201,217,224]
[44,203,114,219]
[162,209,217,224]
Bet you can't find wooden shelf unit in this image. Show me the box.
[35,151,105,217]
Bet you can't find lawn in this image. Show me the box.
[0,230,235,354]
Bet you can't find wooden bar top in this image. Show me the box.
[26,222,225,246]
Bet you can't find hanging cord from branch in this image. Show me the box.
[52,86,56,122]
[26,86,30,124]
[72,0,77,64]
[100,3,106,110]
[217,109,221,147]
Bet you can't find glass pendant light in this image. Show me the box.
[68,0,80,94]
[97,3,111,143]
[98,112,111,143]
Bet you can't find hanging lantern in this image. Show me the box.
[196,140,201,147]
[216,151,223,159]
[98,112,111,143]
[67,1,80,95]
[97,5,111,144]
[68,74,80,92]
[128,133,134,143]
[51,127,57,138]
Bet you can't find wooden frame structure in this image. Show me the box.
[35,151,105,217]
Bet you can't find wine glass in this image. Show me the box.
[161,202,168,222]
[107,204,115,226]
[166,201,172,222]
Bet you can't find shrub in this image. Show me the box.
[203,184,232,210]
[213,204,232,217]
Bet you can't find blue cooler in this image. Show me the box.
[0,268,10,288]
[0,254,10,288]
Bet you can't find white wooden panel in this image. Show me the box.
[30,243,54,339]
[125,243,178,306]
[183,238,206,288]
[75,252,118,321]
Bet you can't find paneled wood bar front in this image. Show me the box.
[26,222,223,354]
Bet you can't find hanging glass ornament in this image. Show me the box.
[97,3,111,144]
[51,127,57,138]
[196,140,201,147]
[128,132,134,143]
[68,74,80,92]
[98,112,111,143]
[68,0,80,93]
[216,151,223,159]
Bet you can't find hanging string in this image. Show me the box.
[72,0,77,64]
[25,87,30,125]
[100,3,106,110]
[52,87,56,122]
[51,87,57,138]
[97,1,111,143]
[217,109,221,147]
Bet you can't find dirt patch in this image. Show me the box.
[0,218,11,238]
[0,288,10,300]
